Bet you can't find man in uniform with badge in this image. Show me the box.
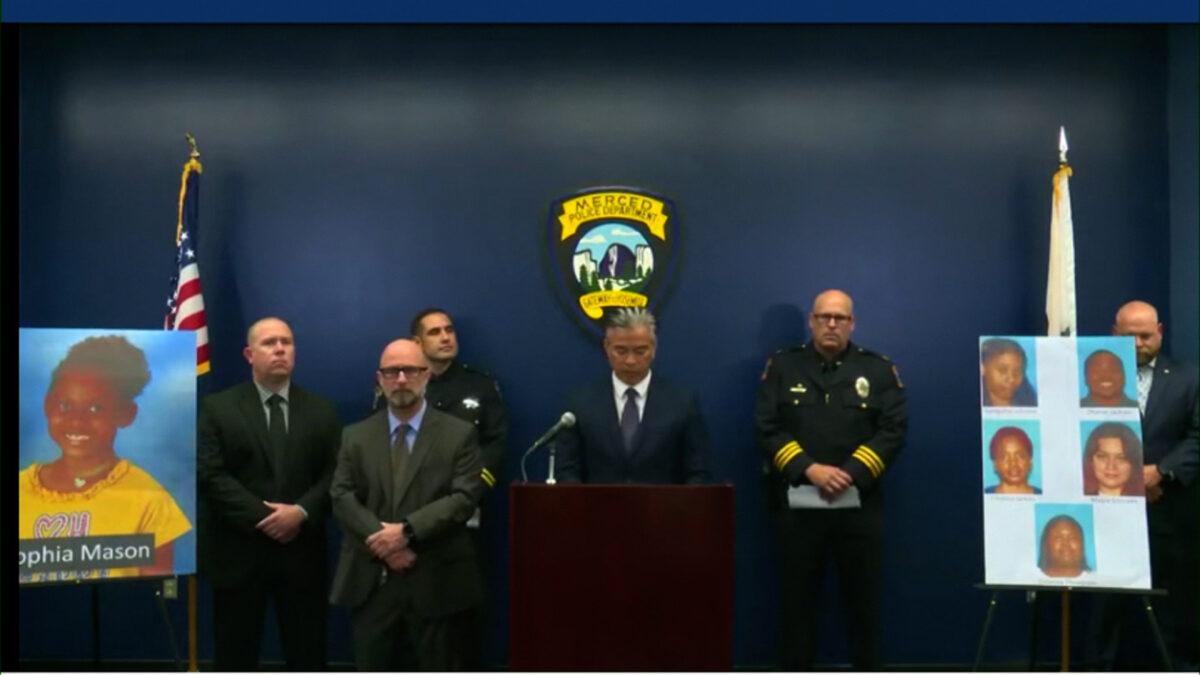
[410,307,509,667]
[755,289,908,670]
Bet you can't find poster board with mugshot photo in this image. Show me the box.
[18,328,197,585]
[979,336,1150,589]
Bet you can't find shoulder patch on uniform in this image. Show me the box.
[460,362,492,377]
[856,346,892,363]
[775,343,806,355]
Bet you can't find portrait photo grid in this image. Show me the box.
[979,336,1150,589]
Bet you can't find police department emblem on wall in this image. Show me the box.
[546,186,680,336]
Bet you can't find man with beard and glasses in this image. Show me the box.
[330,338,484,670]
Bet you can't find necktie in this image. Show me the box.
[266,394,288,490]
[621,387,640,453]
[1136,365,1152,415]
[391,424,411,502]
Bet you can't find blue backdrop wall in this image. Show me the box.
[16,24,1198,667]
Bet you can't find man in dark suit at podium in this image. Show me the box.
[557,308,712,484]
[1088,300,1199,670]
[197,317,342,670]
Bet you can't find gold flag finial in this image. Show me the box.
[185,133,200,160]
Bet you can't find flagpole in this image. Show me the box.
[181,133,202,672]
[1046,126,1077,337]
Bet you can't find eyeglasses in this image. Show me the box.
[378,366,429,380]
[812,313,852,325]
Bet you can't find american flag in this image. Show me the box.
[164,141,211,375]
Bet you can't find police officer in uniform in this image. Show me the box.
[410,307,509,668]
[755,289,907,670]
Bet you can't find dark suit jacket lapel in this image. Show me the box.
[1145,357,1174,425]
[359,411,396,511]
[394,409,437,505]
[599,380,628,461]
[628,379,660,459]
[236,382,275,472]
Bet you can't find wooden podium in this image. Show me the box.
[509,484,735,670]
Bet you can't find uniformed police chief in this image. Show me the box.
[755,289,908,670]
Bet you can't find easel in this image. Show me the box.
[972,583,1172,671]
[73,575,196,670]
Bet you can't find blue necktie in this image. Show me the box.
[621,387,640,453]
[392,424,411,499]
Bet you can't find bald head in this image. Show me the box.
[379,338,429,369]
[243,317,295,388]
[809,289,856,359]
[377,338,431,416]
[1113,300,1163,366]
[246,316,290,347]
[813,289,854,314]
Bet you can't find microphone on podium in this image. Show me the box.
[520,412,576,483]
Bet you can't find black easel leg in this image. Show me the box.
[1028,591,1042,671]
[1141,595,1175,671]
[973,591,1001,671]
[157,583,183,671]
[91,585,101,667]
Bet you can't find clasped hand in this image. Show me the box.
[256,502,306,543]
[366,522,416,573]
[805,463,854,501]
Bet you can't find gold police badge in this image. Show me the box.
[855,376,870,399]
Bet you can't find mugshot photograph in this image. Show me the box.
[980,338,1038,407]
[1080,349,1138,408]
[1082,422,1146,497]
[984,425,1042,495]
[1038,514,1091,579]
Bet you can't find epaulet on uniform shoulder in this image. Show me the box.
[777,343,807,355]
[460,362,494,378]
[855,346,892,362]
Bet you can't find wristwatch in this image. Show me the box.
[401,520,416,543]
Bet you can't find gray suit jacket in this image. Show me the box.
[328,406,484,615]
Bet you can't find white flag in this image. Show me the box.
[1046,129,1076,337]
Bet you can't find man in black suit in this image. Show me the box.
[1089,300,1199,670]
[556,308,711,484]
[197,317,342,670]
[329,338,485,670]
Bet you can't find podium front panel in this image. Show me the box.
[510,484,734,670]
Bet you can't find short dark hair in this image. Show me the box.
[49,335,151,400]
[410,307,452,337]
[1037,515,1090,574]
[1084,349,1122,371]
[1082,422,1145,496]
[981,338,1027,368]
[989,426,1033,461]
